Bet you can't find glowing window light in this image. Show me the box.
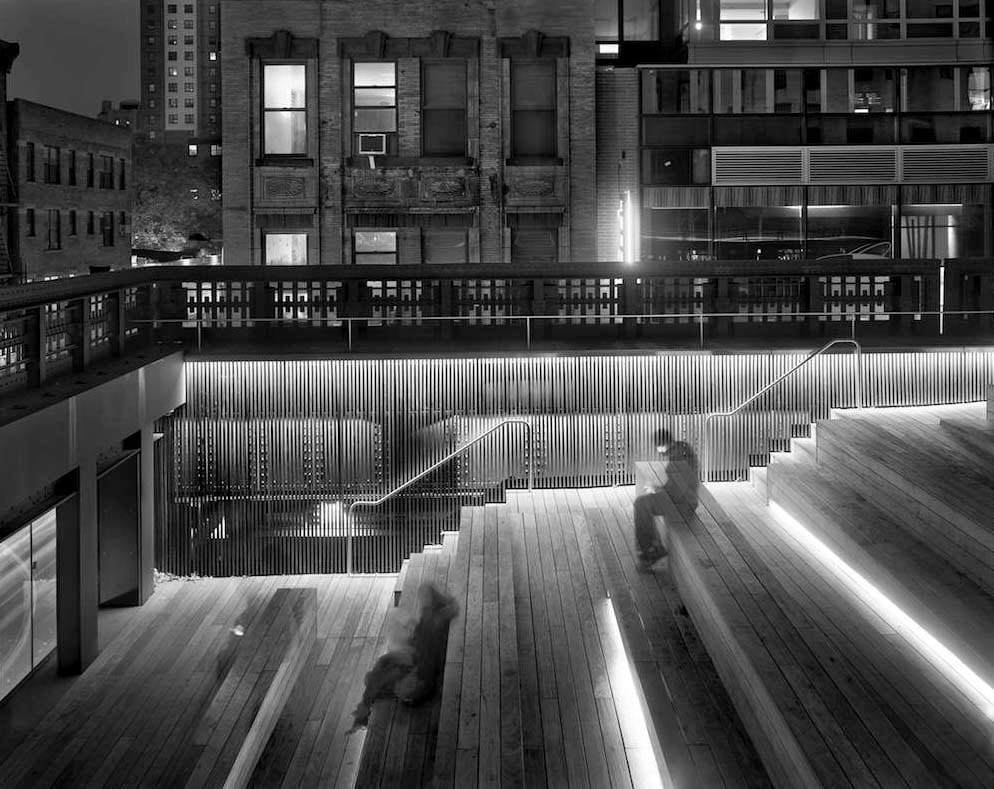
[598,597,672,789]
[768,501,994,721]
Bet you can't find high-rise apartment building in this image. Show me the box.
[139,0,222,158]
[595,0,994,263]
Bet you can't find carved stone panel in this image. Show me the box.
[263,176,306,200]
[504,165,565,207]
[351,176,399,200]
[420,176,466,201]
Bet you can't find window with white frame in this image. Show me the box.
[265,233,308,265]
[263,64,307,155]
[353,62,396,154]
[355,230,397,264]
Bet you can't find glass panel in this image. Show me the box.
[807,206,893,259]
[353,107,397,132]
[720,0,767,19]
[906,67,956,112]
[966,67,990,110]
[720,22,768,39]
[774,69,803,112]
[424,230,468,264]
[355,253,397,265]
[31,510,57,664]
[595,0,619,39]
[354,88,395,107]
[642,149,695,185]
[641,70,710,114]
[907,0,953,16]
[742,70,771,112]
[772,0,818,18]
[0,526,33,700]
[901,203,984,257]
[642,208,711,262]
[823,69,850,112]
[642,116,710,146]
[513,111,557,157]
[263,64,305,108]
[714,206,803,260]
[906,21,954,35]
[265,233,308,265]
[624,0,660,40]
[715,116,803,145]
[853,68,897,112]
[512,62,555,108]
[511,229,558,264]
[423,62,466,107]
[356,231,397,253]
[265,111,307,153]
[960,1,981,16]
[423,109,467,155]
[807,115,896,144]
[354,62,395,87]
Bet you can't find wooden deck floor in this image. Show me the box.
[0,574,395,789]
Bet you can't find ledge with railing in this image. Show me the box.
[3,257,994,399]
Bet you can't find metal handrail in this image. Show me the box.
[701,338,863,480]
[345,417,533,574]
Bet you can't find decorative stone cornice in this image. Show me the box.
[499,30,569,59]
[245,30,318,59]
[339,30,479,59]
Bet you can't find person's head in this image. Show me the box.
[653,427,672,455]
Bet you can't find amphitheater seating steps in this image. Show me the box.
[660,401,994,788]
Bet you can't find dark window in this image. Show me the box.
[69,210,77,236]
[87,211,95,235]
[86,154,95,187]
[68,150,76,185]
[119,211,128,238]
[43,146,60,184]
[26,208,35,236]
[510,215,559,264]
[46,209,61,250]
[101,212,115,246]
[25,142,35,181]
[422,61,467,156]
[99,155,114,189]
[511,60,556,160]
[263,64,307,155]
[423,229,468,264]
[119,158,127,190]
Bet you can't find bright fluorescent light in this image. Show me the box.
[599,43,620,55]
[768,501,994,720]
[599,597,671,788]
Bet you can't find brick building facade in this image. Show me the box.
[220,0,597,266]
[7,99,133,279]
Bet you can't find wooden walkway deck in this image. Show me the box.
[0,574,395,789]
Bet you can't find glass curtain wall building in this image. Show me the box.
[597,0,993,263]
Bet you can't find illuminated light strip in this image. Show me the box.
[599,597,672,789]
[767,500,994,720]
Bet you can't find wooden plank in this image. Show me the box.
[497,510,524,788]
[478,507,501,786]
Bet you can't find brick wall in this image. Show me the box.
[595,67,640,263]
[221,0,597,267]
[9,100,133,279]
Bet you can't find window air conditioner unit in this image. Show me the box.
[358,133,387,155]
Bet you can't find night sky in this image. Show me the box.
[0,0,139,118]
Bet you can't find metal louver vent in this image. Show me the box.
[809,147,897,183]
[712,148,804,185]
[901,147,991,183]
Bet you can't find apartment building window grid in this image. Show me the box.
[101,212,114,247]
[263,64,308,155]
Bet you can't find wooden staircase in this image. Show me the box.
[661,401,994,788]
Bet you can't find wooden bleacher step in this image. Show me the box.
[767,445,994,695]
[814,414,994,595]
[354,537,457,788]
[659,458,994,788]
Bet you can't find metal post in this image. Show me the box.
[347,319,353,351]
[526,316,531,351]
[346,516,353,575]
[699,312,705,348]
[197,318,202,351]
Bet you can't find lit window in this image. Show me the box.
[148,130,157,139]
[168,67,179,76]
[209,51,217,61]
[263,64,307,155]
[184,82,195,92]
[355,230,397,264]
[168,35,177,45]
[353,62,396,134]
[147,35,155,44]
[167,19,177,29]
[265,233,308,265]
[209,5,217,13]
[148,83,156,93]
[168,98,178,107]
[186,144,198,157]
[148,99,157,108]
[210,144,222,156]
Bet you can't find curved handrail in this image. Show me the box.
[701,338,863,479]
[345,417,534,574]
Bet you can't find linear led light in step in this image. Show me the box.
[768,500,994,721]
[600,597,671,789]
